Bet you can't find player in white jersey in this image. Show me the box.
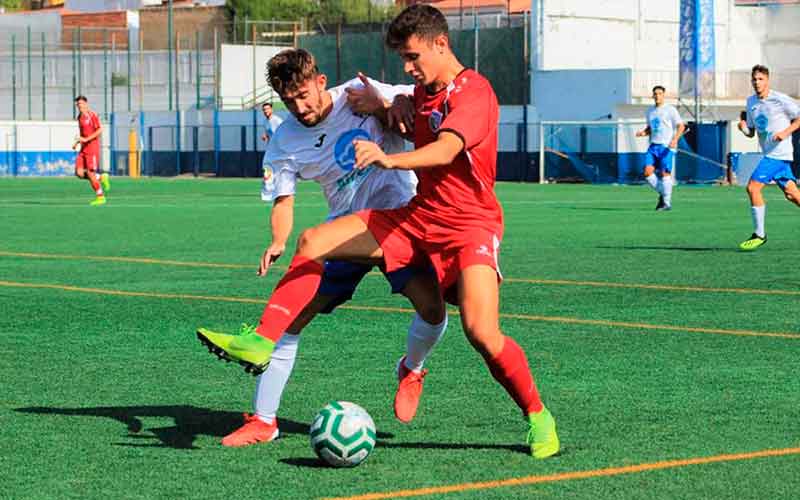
[212,49,447,447]
[636,85,685,211]
[737,65,800,251]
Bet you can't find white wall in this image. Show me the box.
[532,0,800,98]
[219,44,285,108]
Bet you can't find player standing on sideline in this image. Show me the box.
[260,102,284,145]
[73,96,109,205]
[196,5,559,458]
[200,49,447,447]
[635,86,685,211]
[737,65,800,251]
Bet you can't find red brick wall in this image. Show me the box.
[139,5,230,50]
[62,11,129,49]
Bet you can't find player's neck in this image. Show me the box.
[426,58,465,94]
[318,90,334,122]
[756,88,770,99]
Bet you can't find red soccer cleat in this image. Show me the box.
[394,356,428,423]
[221,413,279,447]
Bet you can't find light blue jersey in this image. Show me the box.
[746,90,800,161]
[646,104,683,146]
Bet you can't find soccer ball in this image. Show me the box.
[309,401,376,467]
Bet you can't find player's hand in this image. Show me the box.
[257,243,286,276]
[353,139,393,170]
[669,140,678,150]
[635,130,646,137]
[773,130,789,142]
[388,94,415,135]
[261,133,268,142]
[345,72,387,115]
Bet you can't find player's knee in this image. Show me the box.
[746,182,760,197]
[295,228,319,256]
[785,190,800,205]
[416,300,446,325]
[462,323,501,358]
[75,169,85,179]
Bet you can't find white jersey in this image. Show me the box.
[264,115,284,139]
[646,104,683,146]
[746,90,800,161]
[261,78,416,219]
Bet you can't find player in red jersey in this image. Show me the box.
[73,96,109,205]
[196,4,559,458]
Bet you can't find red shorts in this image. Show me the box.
[357,206,502,302]
[75,150,99,173]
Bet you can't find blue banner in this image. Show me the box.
[679,0,716,99]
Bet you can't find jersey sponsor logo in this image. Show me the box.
[475,244,492,258]
[754,113,768,132]
[429,109,443,132]
[650,117,661,133]
[334,128,371,172]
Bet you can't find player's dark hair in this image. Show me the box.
[386,4,449,50]
[751,64,769,77]
[267,49,319,96]
[74,95,88,103]
[652,85,666,93]
[262,102,272,109]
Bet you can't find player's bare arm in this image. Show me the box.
[353,131,463,170]
[635,126,651,138]
[345,72,414,138]
[669,122,687,149]
[772,117,800,142]
[258,194,295,277]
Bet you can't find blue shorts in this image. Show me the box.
[644,143,676,174]
[750,157,797,189]
[316,260,426,314]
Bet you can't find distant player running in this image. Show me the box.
[635,86,685,211]
[73,96,109,205]
[196,5,559,459]
[199,49,447,447]
[737,64,800,251]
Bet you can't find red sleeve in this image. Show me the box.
[91,112,101,131]
[438,74,493,150]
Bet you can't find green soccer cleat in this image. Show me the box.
[527,406,560,459]
[739,233,766,252]
[100,173,111,192]
[196,324,275,375]
[90,196,106,206]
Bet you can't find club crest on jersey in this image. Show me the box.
[429,110,444,132]
[262,164,274,189]
[334,128,371,172]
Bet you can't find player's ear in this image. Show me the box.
[317,73,327,90]
[433,34,448,55]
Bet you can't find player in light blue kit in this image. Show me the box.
[737,65,800,251]
[636,85,686,211]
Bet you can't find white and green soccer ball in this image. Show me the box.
[309,401,376,467]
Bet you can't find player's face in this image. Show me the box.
[751,72,769,96]
[652,88,665,106]
[262,105,272,118]
[76,100,88,114]
[279,74,328,127]
[397,34,447,87]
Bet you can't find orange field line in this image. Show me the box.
[1,280,798,340]
[320,446,800,500]
[2,250,798,297]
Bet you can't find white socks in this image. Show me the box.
[661,176,674,206]
[645,173,660,192]
[751,205,766,238]
[254,333,300,424]
[403,313,448,372]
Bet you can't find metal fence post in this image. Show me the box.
[175,111,181,175]
[104,29,109,120]
[195,31,200,110]
[11,34,17,121]
[27,26,32,120]
[111,33,116,116]
[127,30,132,111]
[77,26,82,95]
[41,32,46,120]
[168,0,174,111]
[193,125,199,176]
[175,32,181,111]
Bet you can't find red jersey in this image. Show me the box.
[78,111,101,154]
[409,69,503,242]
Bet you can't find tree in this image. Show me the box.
[0,0,22,11]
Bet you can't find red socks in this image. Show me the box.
[487,336,544,415]
[255,255,323,342]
